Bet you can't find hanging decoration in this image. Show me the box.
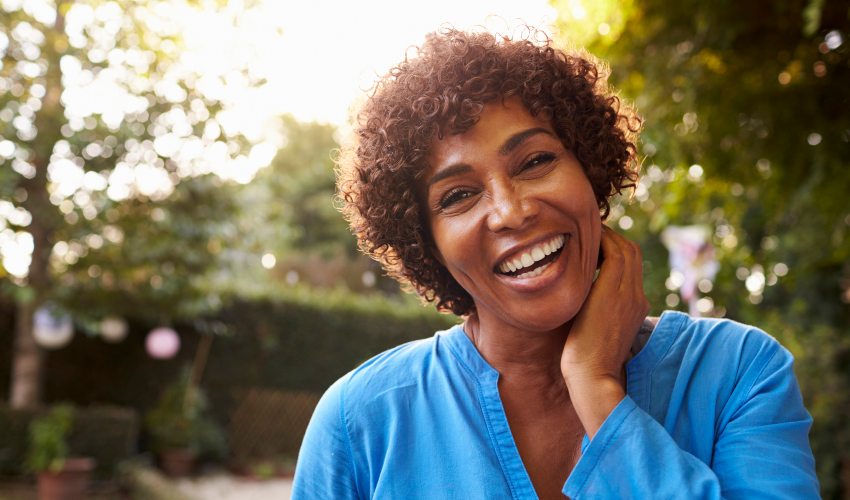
[660,225,720,317]
[145,327,180,359]
[100,316,129,343]
[32,304,74,350]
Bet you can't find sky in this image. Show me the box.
[255,0,559,125]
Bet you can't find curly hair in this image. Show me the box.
[337,26,641,316]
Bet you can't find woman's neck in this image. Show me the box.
[463,311,573,397]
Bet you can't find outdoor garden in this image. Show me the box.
[0,0,848,498]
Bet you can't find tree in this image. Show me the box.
[218,114,399,296]
[0,0,277,408]
[551,0,850,495]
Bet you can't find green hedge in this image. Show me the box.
[0,287,457,457]
[0,404,138,479]
[208,286,458,392]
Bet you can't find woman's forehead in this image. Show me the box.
[424,98,557,174]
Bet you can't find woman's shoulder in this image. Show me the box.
[655,310,785,364]
[639,311,793,410]
[623,311,801,441]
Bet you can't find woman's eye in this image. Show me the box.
[521,152,557,172]
[439,189,472,209]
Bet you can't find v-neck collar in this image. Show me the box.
[438,310,687,499]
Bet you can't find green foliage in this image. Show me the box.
[205,284,458,390]
[144,370,226,461]
[26,403,73,473]
[0,403,137,479]
[15,286,456,462]
[0,0,259,322]
[250,460,276,480]
[224,115,396,294]
[262,116,352,257]
[552,0,850,496]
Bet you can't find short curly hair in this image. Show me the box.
[337,26,641,316]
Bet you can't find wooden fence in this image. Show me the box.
[228,387,321,461]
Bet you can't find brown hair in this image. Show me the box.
[337,26,641,316]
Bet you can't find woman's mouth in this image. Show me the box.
[494,235,566,279]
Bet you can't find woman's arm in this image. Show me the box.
[291,377,361,500]
[560,225,649,438]
[559,227,818,498]
[561,341,819,499]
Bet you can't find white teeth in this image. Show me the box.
[531,247,545,261]
[515,262,551,279]
[497,235,567,274]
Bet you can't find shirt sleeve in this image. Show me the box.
[562,345,820,500]
[291,376,360,500]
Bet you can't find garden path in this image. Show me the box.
[176,474,292,500]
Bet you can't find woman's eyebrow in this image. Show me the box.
[499,128,554,156]
[427,163,473,188]
[426,128,553,190]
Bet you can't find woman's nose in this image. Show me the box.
[486,181,539,233]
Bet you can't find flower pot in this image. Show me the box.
[37,457,95,500]
[159,448,197,477]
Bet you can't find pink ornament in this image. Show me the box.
[661,225,720,317]
[145,327,180,359]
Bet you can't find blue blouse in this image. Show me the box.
[291,311,819,499]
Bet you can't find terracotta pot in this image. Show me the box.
[159,449,197,477]
[37,457,95,500]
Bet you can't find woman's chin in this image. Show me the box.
[496,296,584,333]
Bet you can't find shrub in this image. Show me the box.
[0,404,138,479]
[26,404,74,473]
[144,370,227,461]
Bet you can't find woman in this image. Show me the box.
[291,27,819,499]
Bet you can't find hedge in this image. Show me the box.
[0,404,138,479]
[0,287,458,456]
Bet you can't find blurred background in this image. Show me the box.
[0,0,847,498]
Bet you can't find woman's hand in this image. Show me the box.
[561,225,650,438]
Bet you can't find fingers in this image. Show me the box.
[602,225,644,294]
[596,225,625,288]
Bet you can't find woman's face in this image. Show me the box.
[421,98,602,332]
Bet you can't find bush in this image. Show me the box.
[144,370,227,461]
[205,285,458,394]
[0,404,138,479]
[26,404,74,473]
[1,287,457,463]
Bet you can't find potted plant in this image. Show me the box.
[27,404,96,500]
[145,371,227,477]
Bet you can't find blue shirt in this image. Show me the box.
[291,311,819,499]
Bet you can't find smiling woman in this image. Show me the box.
[337,27,639,317]
[291,27,819,500]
